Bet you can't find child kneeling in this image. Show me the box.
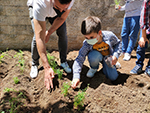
[71,16,122,89]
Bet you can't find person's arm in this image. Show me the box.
[45,9,71,43]
[139,0,150,47]
[139,29,149,47]
[34,19,54,90]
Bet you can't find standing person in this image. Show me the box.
[27,0,74,90]
[130,0,150,75]
[71,16,122,89]
[116,0,143,61]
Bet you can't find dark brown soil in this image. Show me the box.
[0,49,150,113]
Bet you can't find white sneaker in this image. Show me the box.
[30,65,38,78]
[115,61,121,69]
[123,53,131,61]
[61,62,71,73]
[86,68,97,78]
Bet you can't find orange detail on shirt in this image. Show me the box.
[93,41,110,56]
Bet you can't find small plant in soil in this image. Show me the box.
[110,0,121,7]
[2,89,26,113]
[47,53,63,79]
[0,51,8,63]
[3,88,14,93]
[61,82,71,97]
[13,77,20,84]
[73,84,89,110]
[14,50,25,74]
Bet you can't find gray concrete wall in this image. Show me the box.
[0,0,125,51]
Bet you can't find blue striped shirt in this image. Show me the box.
[73,31,122,79]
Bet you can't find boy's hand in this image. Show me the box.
[115,5,121,10]
[112,56,118,65]
[71,78,80,89]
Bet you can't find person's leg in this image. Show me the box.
[102,59,118,81]
[121,17,130,53]
[29,7,39,78]
[126,16,140,54]
[87,50,103,77]
[31,19,40,66]
[56,22,68,63]
[144,34,150,76]
[130,30,148,74]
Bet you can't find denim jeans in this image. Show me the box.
[29,8,68,66]
[136,31,150,68]
[121,16,140,54]
[88,50,118,81]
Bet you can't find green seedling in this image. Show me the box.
[110,0,121,7]
[18,58,25,74]
[3,88,14,93]
[0,51,8,63]
[1,111,5,113]
[47,54,57,69]
[14,50,24,59]
[13,77,20,84]
[47,53,63,79]
[61,82,71,97]
[2,89,26,113]
[14,50,25,74]
[56,69,63,79]
[73,84,89,110]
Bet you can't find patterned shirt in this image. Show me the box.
[140,0,150,34]
[72,31,122,79]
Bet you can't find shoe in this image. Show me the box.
[30,65,38,78]
[61,62,72,73]
[123,53,131,61]
[86,68,97,78]
[144,67,150,76]
[130,65,142,74]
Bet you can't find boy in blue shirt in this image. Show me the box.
[71,16,122,89]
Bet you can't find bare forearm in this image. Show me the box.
[34,19,50,69]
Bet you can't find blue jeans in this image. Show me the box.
[29,8,68,66]
[88,50,118,81]
[121,16,140,54]
[136,31,150,68]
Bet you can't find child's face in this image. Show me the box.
[84,31,102,45]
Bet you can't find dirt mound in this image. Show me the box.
[0,49,150,113]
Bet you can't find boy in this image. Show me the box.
[116,0,143,61]
[71,16,122,89]
[130,0,150,75]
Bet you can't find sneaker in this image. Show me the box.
[115,61,121,69]
[130,65,142,74]
[86,68,97,78]
[30,65,38,78]
[123,53,131,61]
[61,62,72,73]
[144,67,150,76]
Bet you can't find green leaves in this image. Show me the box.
[47,53,63,79]
[61,82,71,97]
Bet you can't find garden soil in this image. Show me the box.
[0,49,150,113]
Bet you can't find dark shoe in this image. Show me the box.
[144,67,150,76]
[130,65,142,74]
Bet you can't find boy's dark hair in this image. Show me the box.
[58,0,72,4]
[81,16,101,35]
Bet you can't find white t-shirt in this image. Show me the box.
[32,0,74,21]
